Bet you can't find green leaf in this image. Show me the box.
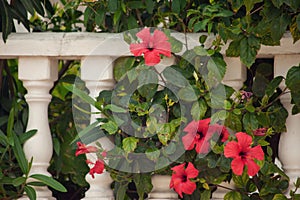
[297,14,300,30]
[226,40,241,57]
[64,84,96,107]
[224,191,242,200]
[122,137,139,153]
[243,0,263,13]
[12,177,26,187]
[201,190,211,200]
[101,120,119,135]
[168,36,183,53]
[31,0,45,16]
[271,0,284,8]
[191,99,207,121]
[286,66,300,92]
[194,19,210,32]
[163,66,187,87]
[0,0,13,42]
[19,0,35,15]
[273,194,288,200]
[178,86,198,102]
[240,35,260,67]
[145,0,154,14]
[108,0,118,12]
[265,76,283,97]
[95,8,105,27]
[145,148,160,161]
[137,68,158,100]
[271,14,291,41]
[243,113,258,133]
[12,134,28,174]
[19,130,37,144]
[104,104,127,113]
[171,0,180,14]
[207,55,226,81]
[30,174,67,192]
[71,121,100,144]
[127,1,145,9]
[24,186,36,200]
[0,129,8,145]
[7,107,15,146]
[134,174,153,199]
[113,57,136,81]
[194,46,208,56]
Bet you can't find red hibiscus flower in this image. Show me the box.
[182,118,211,154]
[224,132,264,176]
[75,142,98,156]
[130,28,171,66]
[88,159,105,178]
[182,118,229,154]
[170,162,199,198]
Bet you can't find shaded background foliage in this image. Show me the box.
[0,0,300,199]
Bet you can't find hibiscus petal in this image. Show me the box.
[245,159,260,176]
[181,180,197,196]
[236,132,252,148]
[248,145,264,160]
[186,162,199,179]
[195,139,210,154]
[224,141,240,158]
[144,50,161,66]
[231,157,245,176]
[130,43,148,56]
[155,41,171,57]
[152,29,169,43]
[171,163,186,177]
[184,121,199,134]
[136,28,151,43]
[182,132,196,150]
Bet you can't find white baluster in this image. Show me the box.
[275,55,300,194]
[18,57,58,199]
[148,175,179,200]
[213,57,246,199]
[80,56,115,200]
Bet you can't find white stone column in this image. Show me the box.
[275,55,300,194]
[148,175,179,200]
[18,57,58,199]
[213,57,246,199]
[80,56,115,200]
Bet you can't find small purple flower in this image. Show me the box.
[240,91,253,100]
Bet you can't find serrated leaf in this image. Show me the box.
[224,191,242,200]
[168,36,183,53]
[226,40,241,57]
[178,86,198,102]
[24,186,36,200]
[30,174,67,192]
[122,137,139,153]
[243,0,263,13]
[194,46,208,56]
[113,57,136,81]
[194,19,210,32]
[191,99,207,121]
[271,14,291,41]
[240,36,260,67]
[163,66,187,87]
[101,120,119,135]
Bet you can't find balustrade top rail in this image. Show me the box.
[0,32,300,59]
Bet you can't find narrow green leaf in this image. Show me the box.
[12,134,28,174]
[104,104,127,113]
[19,0,35,15]
[19,130,37,144]
[0,129,8,145]
[31,0,45,16]
[71,121,100,144]
[12,177,26,187]
[0,0,13,42]
[24,186,36,200]
[7,107,15,146]
[64,84,96,106]
[297,14,300,30]
[30,174,67,192]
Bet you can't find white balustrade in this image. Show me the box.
[80,56,115,200]
[275,55,300,194]
[18,57,58,199]
[0,32,299,200]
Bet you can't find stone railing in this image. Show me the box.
[1,32,300,199]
